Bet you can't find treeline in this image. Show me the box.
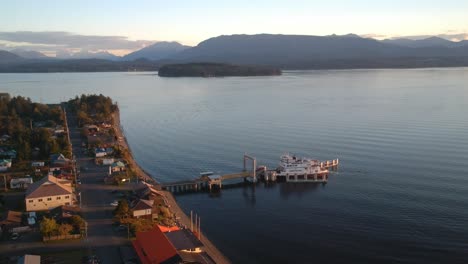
[0,59,160,73]
[158,63,282,77]
[68,94,118,126]
[0,96,69,160]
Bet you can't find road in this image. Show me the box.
[67,108,131,263]
[164,191,231,264]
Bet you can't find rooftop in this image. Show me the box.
[165,228,204,251]
[26,175,72,199]
[132,227,182,264]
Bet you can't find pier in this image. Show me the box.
[162,154,339,193]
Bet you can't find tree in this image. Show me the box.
[70,215,85,231]
[58,223,74,236]
[40,217,58,237]
[113,200,129,219]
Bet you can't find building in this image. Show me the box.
[25,175,75,211]
[31,161,45,167]
[132,226,209,264]
[131,199,154,219]
[50,153,72,168]
[0,159,12,172]
[102,158,114,165]
[0,147,16,158]
[17,255,41,264]
[0,210,22,232]
[0,92,10,100]
[95,148,107,158]
[111,161,126,172]
[132,227,183,264]
[10,177,34,189]
[85,124,100,134]
[48,167,74,180]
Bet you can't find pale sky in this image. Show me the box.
[1,0,468,56]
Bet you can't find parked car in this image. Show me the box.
[110,200,119,206]
[77,179,82,184]
[10,233,19,240]
[117,225,127,231]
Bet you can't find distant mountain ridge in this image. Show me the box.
[2,34,468,71]
[122,41,190,61]
[381,36,467,48]
[0,50,23,63]
[56,50,121,60]
[10,48,47,59]
[169,34,468,68]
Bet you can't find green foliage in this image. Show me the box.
[58,223,74,236]
[67,94,118,126]
[158,63,282,77]
[40,217,59,237]
[70,215,85,231]
[113,199,129,219]
[0,96,69,161]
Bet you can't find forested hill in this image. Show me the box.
[158,63,281,77]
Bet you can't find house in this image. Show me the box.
[132,226,183,264]
[0,159,12,172]
[102,158,114,165]
[48,168,73,180]
[131,199,154,219]
[100,122,112,128]
[95,148,107,158]
[136,183,166,205]
[0,210,22,231]
[50,153,72,168]
[25,175,75,211]
[111,161,126,172]
[0,134,10,142]
[0,147,16,158]
[10,177,34,189]
[54,125,65,135]
[31,161,45,167]
[17,254,41,264]
[0,92,10,100]
[85,124,100,134]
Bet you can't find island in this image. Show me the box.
[157,62,282,77]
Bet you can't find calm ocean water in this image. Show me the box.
[1,69,468,263]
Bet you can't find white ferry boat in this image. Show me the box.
[277,154,330,183]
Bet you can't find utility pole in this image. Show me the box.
[2,175,7,191]
[85,221,88,238]
[198,216,201,240]
[190,210,193,231]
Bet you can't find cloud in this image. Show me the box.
[0,31,156,55]
[388,33,468,41]
[360,33,389,39]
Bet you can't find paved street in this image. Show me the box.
[67,109,131,263]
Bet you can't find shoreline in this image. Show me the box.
[112,109,231,264]
[112,110,158,185]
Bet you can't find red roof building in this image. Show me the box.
[132,227,182,264]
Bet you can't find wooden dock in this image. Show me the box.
[162,155,339,193]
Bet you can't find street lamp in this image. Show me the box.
[78,192,82,208]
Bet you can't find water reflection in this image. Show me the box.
[279,182,324,199]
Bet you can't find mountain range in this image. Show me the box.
[122,41,190,61]
[2,34,468,71]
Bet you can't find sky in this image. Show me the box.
[1,0,468,56]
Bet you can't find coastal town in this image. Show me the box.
[0,93,229,264]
